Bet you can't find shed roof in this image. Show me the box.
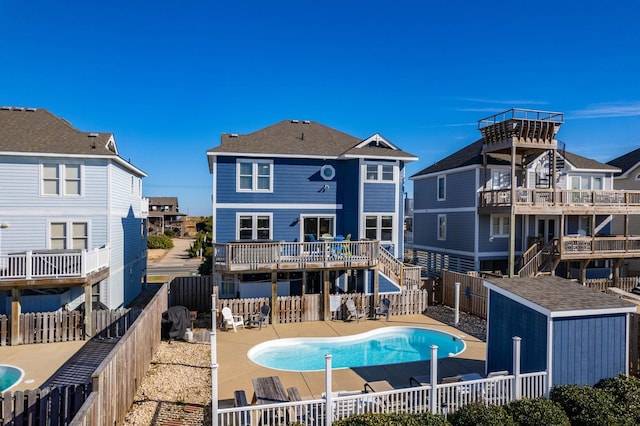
[484,276,636,318]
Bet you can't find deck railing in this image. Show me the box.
[218,372,548,424]
[213,240,379,271]
[480,188,640,208]
[0,246,110,280]
[561,235,640,257]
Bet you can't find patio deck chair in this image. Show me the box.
[221,306,245,333]
[248,304,270,330]
[234,390,252,426]
[345,299,366,322]
[374,298,391,321]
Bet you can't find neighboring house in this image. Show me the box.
[207,119,419,301]
[147,196,186,236]
[411,108,640,282]
[608,148,640,275]
[0,107,148,332]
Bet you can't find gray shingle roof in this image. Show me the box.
[607,148,640,175]
[0,107,116,156]
[207,120,417,160]
[485,276,635,315]
[411,138,618,178]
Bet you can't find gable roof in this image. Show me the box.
[484,276,636,317]
[607,147,640,178]
[0,106,146,176]
[411,138,618,179]
[207,119,418,162]
[148,197,179,206]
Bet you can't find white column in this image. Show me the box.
[512,336,522,401]
[211,294,219,426]
[325,354,333,422]
[429,345,438,414]
[454,282,460,326]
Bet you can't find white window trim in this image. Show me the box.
[363,213,395,242]
[320,165,335,181]
[437,175,446,201]
[437,214,446,241]
[236,212,273,240]
[299,214,337,241]
[363,162,397,183]
[236,159,274,193]
[490,214,510,238]
[46,219,91,250]
[40,162,84,197]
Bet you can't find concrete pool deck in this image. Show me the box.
[216,314,486,406]
[0,313,486,405]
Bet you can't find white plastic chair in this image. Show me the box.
[221,307,245,332]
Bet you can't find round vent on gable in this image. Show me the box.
[320,165,335,181]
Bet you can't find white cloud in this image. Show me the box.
[570,102,640,119]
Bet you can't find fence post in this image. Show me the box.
[512,336,522,400]
[211,293,219,426]
[454,282,460,326]
[429,345,438,414]
[325,354,333,423]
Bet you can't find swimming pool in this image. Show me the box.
[0,365,24,392]
[247,326,465,371]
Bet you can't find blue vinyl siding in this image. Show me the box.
[487,291,548,374]
[340,161,360,239]
[363,183,396,212]
[413,169,477,210]
[552,314,627,386]
[413,211,475,252]
[477,215,523,254]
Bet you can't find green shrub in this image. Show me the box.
[504,397,569,426]
[147,234,174,249]
[333,412,447,425]
[448,402,514,426]
[164,228,176,238]
[595,374,640,423]
[550,384,625,425]
[198,254,212,276]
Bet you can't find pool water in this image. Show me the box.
[0,365,24,392]
[247,326,465,371]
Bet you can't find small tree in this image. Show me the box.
[504,397,570,426]
[550,384,624,425]
[448,402,514,426]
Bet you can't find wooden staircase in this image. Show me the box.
[378,246,422,288]
[517,240,556,277]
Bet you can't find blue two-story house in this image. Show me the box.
[410,108,640,282]
[207,119,419,303]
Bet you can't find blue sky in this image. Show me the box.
[2,1,639,216]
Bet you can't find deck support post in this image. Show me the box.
[271,272,278,325]
[372,267,379,317]
[323,270,330,321]
[11,288,21,346]
[508,145,516,278]
[613,258,624,287]
[84,283,92,339]
[579,259,590,284]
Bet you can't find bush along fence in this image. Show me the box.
[0,308,134,346]
[0,285,167,425]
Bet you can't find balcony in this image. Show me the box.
[479,188,640,214]
[560,235,640,260]
[213,240,379,273]
[0,246,110,288]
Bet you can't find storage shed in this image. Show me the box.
[484,276,636,388]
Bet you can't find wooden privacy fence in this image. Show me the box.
[0,309,134,346]
[0,384,92,426]
[441,269,488,319]
[214,288,431,325]
[70,284,167,426]
[169,275,214,312]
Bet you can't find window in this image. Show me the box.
[592,177,603,190]
[365,163,395,182]
[320,165,335,180]
[50,221,88,249]
[491,215,510,237]
[365,215,393,241]
[303,216,335,240]
[237,160,273,192]
[42,163,82,196]
[438,215,446,240]
[437,175,446,201]
[491,171,510,189]
[237,214,271,240]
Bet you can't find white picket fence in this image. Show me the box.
[218,371,547,425]
[216,338,547,425]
